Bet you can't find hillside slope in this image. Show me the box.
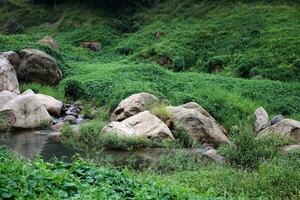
[0,0,300,129]
[1,0,300,81]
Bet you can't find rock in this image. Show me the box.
[0,51,20,71]
[103,111,175,141]
[254,107,269,133]
[0,90,17,110]
[102,121,136,137]
[21,89,35,95]
[258,119,300,143]
[65,110,79,118]
[0,56,20,94]
[281,144,300,154]
[180,102,227,135]
[18,48,63,85]
[64,115,77,124]
[51,122,64,131]
[35,94,63,117]
[271,115,285,125]
[0,109,16,130]
[0,94,52,129]
[157,56,172,66]
[203,148,225,163]
[38,36,59,50]
[166,104,231,148]
[80,42,102,51]
[111,92,158,122]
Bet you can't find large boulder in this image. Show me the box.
[0,93,52,129]
[258,119,300,143]
[35,94,62,117]
[111,92,158,122]
[0,51,20,71]
[166,104,230,148]
[0,90,18,110]
[254,107,269,133]
[103,111,175,141]
[38,36,59,50]
[0,109,16,130]
[0,56,20,94]
[18,48,63,85]
[180,102,227,135]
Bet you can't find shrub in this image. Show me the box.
[150,103,172,123]
[219,128,292,169]
[64,80,86,100]
[172,127,195,148]
[98,133,151,150]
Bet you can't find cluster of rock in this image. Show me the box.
[0,47,82,130]
[102,92,231,148]
[254,107,300,153]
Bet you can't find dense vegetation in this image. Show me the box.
[1,0,300,199]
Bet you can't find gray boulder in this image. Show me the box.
[0,56,20,94]
[0,90,18,110]
[103,111,175,141]
[0,109,16,130]
[254,107,269,133]
[111,92,158,122]
[167,104,230,148]
[36,94,63,117]
[0,51,20,71]
[0,93,52,129]
[258,119,300,143]
[18,48,63,85]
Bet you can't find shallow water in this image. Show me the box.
[0,129,224,164]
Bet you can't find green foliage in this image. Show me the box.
[0,147,195,199]
[61,121,154,151]
[64,79,85,100]
[220,128,293,169]
[172,127,196,148]
[20,83,64,100]
[150,103,172,123]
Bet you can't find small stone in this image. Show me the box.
[64,115,77,124]
[271,115,285,125]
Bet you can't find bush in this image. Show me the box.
[172,127,195,148]
[220,128,293,169]
[64,80,86,100]
[150,103,172,123]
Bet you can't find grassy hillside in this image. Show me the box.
[1,0,300,80]
[1,0,300,129]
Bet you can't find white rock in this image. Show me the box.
[167,104,230,148]
[0,56,20,94]
[111,92,158,122]
[254,107,269,133]
[103,111,174,141]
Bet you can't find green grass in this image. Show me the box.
[0,147,198,199]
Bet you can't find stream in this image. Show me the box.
[0,129,225,165]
